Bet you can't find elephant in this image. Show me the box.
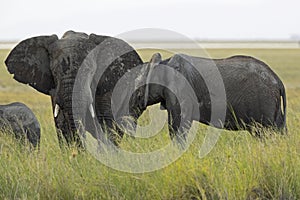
[0,102,40,148]
[5,30,143,148]
[127,53,287,145]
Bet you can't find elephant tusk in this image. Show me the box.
[89,104,95,118]
[54,104,60,118]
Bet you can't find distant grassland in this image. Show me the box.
[0,48,300,199]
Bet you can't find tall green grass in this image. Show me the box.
[0,48,299,199]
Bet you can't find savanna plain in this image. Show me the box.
[0,47,299,199]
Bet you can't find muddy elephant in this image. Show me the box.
[127,53,287,145]
[0,102,40,148]
[5,30,143,147]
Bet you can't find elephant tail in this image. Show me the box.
[278,81,287,132]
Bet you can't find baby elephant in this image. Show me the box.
[0,102,40,148]
[128,53,287,145]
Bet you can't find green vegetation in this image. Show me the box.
[0,48,299,199]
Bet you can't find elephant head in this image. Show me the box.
[129,53,166,118]
[5,30,143,147]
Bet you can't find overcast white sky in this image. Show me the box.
[1,0,300,41]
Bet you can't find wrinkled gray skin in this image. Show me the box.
[0,102,40,148]
[5,31,143,147]
[130,53,287,144]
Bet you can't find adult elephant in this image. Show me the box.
[5,30,143,147]
[0,102,40,148]
[128,53,287,145]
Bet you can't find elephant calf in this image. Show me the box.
[128,53,287,144]
[0,102,40,148]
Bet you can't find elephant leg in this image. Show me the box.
[56,129,65,149]
[167,106,192,149]
[98,117,124,146]
[95,93,127,146]
[246,121,267,138]
[24,127,40,149]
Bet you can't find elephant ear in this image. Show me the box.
[5,35,58,95]
[145,53,162,82]
[149,53,162,66]
[143,53,162,106]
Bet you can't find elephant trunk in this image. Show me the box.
[59,76,89,146]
